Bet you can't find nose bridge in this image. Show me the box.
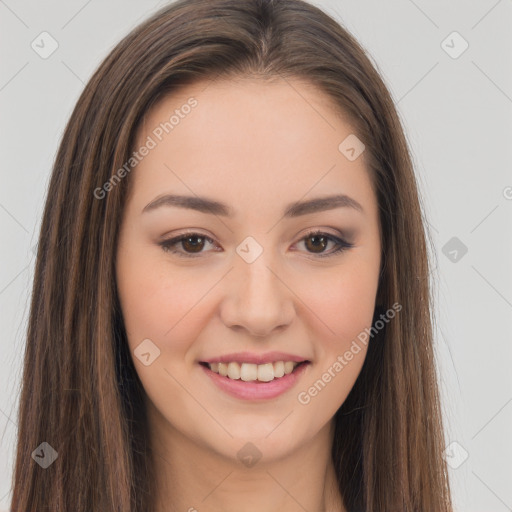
[221,236,294,336]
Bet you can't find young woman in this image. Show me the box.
[10,0,453,510]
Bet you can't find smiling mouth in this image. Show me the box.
[199,360,310,383]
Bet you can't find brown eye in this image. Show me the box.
[304,234,329,254]
[159,232,217,257]
[296,230,354,258]
[181,235,206,253]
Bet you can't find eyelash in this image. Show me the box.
[158,229,354,259]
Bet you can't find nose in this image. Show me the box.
[219,250,295,338]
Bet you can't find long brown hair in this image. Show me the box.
[10,0,452,510]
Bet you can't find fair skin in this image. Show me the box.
[115,76,381,512]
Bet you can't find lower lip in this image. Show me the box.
[200,362,310,400]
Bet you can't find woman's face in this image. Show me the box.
[115,76,381,463]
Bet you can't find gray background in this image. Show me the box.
[1,0,511,510]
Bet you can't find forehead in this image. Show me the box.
[129,77,376,220]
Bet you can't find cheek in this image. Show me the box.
[296,345,367,433]
[294,267,376,422]
[294,255,379,416]
[302,261,380,344]
[115,243,208,355]
[116,247,210,410]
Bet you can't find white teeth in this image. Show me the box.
[227,362,241,380]
[284,361,295,375]
[257,363,274,382]
[273,361,285,378]
[218,362,228,377]
[207,360,303,382]
[240,363,258,381]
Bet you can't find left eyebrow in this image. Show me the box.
[141,193,365,217]
[283,194,364,217]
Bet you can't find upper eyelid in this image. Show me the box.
[163,228,348,244]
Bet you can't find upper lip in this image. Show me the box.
[200,351,310,365]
